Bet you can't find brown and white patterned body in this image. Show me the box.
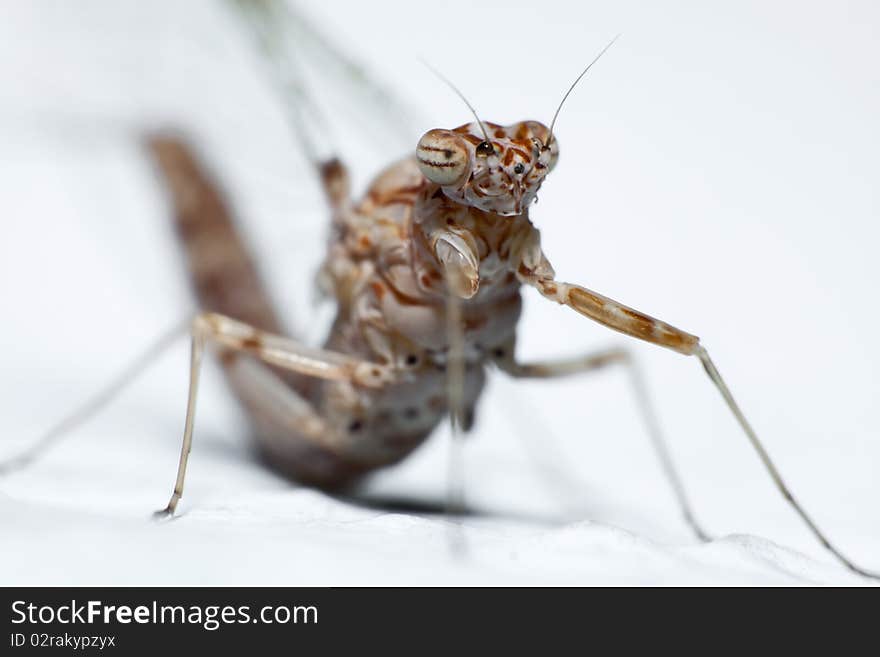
[154,118,697,489]
[6,2,870,579]
[10,110,693,510]
[144,111,880,578]
[291,121,560,484]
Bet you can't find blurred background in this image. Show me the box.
[1,0,878,584]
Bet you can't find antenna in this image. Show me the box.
[546,34,621,147]
[419,59,491,142]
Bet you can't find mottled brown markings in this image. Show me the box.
[155,125,696,560]
[376,196,416,208]
[148,137,283,336]
[370,183,424,205]
[152,111,873,578]
[319,157,350,207]
[379,271,435,306]
[320,158,345,185]
[241,335,263,351]
[619,307,651,324]
[418,158,459,168]
[565,287,699,355]
[566,286,601,308]
[419,145,453,158]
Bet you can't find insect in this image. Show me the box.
[2,0,876,581]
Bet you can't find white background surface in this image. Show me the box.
[1,0,878,585]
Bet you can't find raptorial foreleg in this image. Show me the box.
[518,266,877,578]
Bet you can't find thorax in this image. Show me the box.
[322,158,537,366]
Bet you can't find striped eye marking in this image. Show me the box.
[416,129,471,186]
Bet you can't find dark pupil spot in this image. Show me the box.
[514,163,524,174]
[405,354,418,365]
[348,420,363,433]
[492,347,506,358]
[476,141,494,157]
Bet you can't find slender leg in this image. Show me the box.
[519,267,878,579]
[444,292,467,521]
[0,319,187,475]
[157,329,206,518]
[496,345,709,541]
[696,348,879,578]
[155,311,394,517]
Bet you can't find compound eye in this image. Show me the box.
[538,139,559,172]
[416,129,471,186]
[475,141,495,157]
